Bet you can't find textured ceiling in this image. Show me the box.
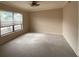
[0,1,67,12]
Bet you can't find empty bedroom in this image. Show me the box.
[0,1,79,57]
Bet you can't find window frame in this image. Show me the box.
[0,10,23,37]
[13,12,23,32]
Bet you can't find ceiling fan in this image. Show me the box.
[30,1,40,7]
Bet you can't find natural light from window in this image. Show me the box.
[0,10,23,36]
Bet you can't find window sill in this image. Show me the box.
[1,29,23,37]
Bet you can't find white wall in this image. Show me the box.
[63,1,78,54]
[30,8,63,35]
[78,2,79,56]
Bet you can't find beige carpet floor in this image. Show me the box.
[0,33,77,57]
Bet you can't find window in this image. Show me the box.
[14,13,23,31]
[1,26,13,35]
[0,10,23,36]
[0,11,13,35]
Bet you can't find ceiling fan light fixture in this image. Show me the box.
[30,1,40,7]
